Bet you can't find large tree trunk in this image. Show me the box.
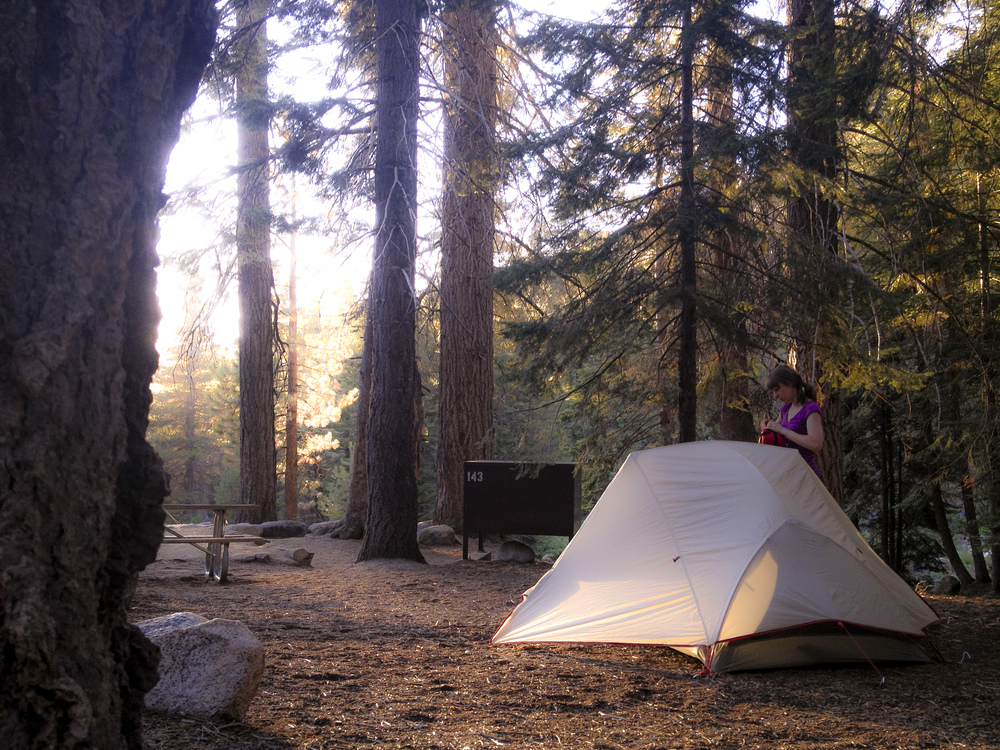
[786,0,838,253]
[961,473,991,583]
[339,300,372,539]
[0,2,216,747]
[357,0,425,563]
[677,2,698,443]
[433,1,498,532]
[703,46,755,443]
[184,363,199,498]
[931,482,973,584]
[285,226,299,520]
[786,0,844,502]
[818,389,844,502]
[235,0,278,524]
[977,176,1000,594]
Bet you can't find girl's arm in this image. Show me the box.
[790,411,824,453]
[764,410,824,453]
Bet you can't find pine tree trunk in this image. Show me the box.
[677,3,698,443]
[961,475,991,583]
[818,389,843,502]
[786,0,838,247]
[931,483,973,584]
[341,302,372,539]
[992,527,1000,595]
[978,174,1000,593]
[990,444,1000,593]
[185,365,198,498]
[704,62,754,443]
[653,158,676,446]
[235,0,277,524]
[0,2,216,747]
[285,229,299,520]
[786,0,844,502]
[878,401,894,563]
[433,2,498,532]
[357,0,425,563]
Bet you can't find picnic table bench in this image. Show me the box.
[161,504,266,582]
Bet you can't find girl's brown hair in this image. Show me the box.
[766,365,817,404]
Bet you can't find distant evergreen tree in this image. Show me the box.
[495,0,785,467]
[150,353,240,513]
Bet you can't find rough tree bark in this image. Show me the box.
[703,46,755,443]
[235,0,278,524]
[285,225,298,520]
[786,0,844,502]
[357,0,425,562]
[433,0,498,532]
[961,474,991,583]
[677,2,698,443]
[0,1,216,747]
[340,299,372,540]
[930,482,973,584]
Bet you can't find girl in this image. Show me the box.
[762,365,824,477]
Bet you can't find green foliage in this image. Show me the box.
[497,0,789,465]
[526,535,569,559]
[149,354,240,508]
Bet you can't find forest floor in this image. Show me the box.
[132,529,1000,750]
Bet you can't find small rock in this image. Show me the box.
[468,550,492,562]
[496,540,535,563]
[226,522,263,537]
[417,524,458,546]
[233,552,272,564]
[283,547,314,567]
[261,520,309,538]
[310,520,343,536]
[931,575,961,595]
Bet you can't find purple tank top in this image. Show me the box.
[780,401,822,477]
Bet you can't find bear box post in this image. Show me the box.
[462,461,582,559]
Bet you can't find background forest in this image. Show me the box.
[149,0,1000,589]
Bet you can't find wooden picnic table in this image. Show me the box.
[161,504,265,582]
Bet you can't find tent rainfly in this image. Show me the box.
[491,441,940,674]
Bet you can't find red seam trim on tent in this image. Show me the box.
[488,595,527,644]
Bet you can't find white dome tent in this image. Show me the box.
[491,441,940,674]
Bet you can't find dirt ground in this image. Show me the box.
[131,529,1000,750]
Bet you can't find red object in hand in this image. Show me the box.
[758,428,787,447]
